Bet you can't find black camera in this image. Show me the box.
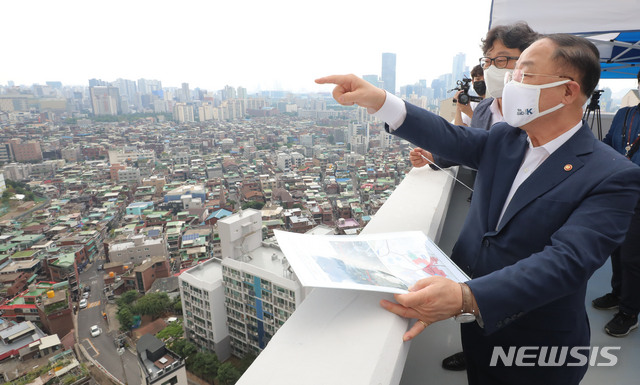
[450,77,483,105]
[587,89,604,111]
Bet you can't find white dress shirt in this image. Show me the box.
[496,121,582,228]
[487,98,504,127]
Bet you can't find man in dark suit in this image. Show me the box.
[316,34,640,385]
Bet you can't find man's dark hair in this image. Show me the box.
[637,68,640,82]
[470,64,483,78]
[482,22,539,55]
[544,34,600,97]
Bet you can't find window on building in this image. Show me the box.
[160,376,178,385]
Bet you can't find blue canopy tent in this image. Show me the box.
[489,0,640,79]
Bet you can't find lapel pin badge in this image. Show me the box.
[564,164,573,172]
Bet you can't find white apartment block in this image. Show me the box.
[2,163,31,181]
[276,153,292,171]
[179,209,304,359]
[30,160,64,176]
[173,103,195,123]
[198,103,216,121]
[179,259,231,361]
[379,131,394,148]
[109,235,168,264]
[276,152,305,171]
[290,152,304,169]
[221,244,302,358]
[108,148,156,165]
[118,167,141,183]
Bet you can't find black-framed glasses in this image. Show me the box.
[479,56,519,70]
[505,70,574,84]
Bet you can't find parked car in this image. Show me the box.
[90,325,101,337]
[97,264,104,271]
[79,299,88,309]
[82,292,90,299]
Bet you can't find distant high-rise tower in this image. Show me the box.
[90,86,121,115]
[88,78,107,87]
[363,75,381,88]
[237,86,247,99]
[138,78,162,95]
[451,52,466,91]
[224,85,237,100]
[174,103,195,122]
[182,83,191,102]
[381,53,396,95]
[114,78,137,106]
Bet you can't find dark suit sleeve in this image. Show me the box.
[430,154,460,170]
[389,102,490,170]
[468,164,640,335]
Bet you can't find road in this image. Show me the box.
[77,260,143,385]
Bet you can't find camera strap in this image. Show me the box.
[623,104,640,159]
[627,141,640,159]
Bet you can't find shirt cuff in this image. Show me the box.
[372,92,406,131]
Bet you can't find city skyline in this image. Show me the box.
[2,0,494,93]
[2,1,636,96]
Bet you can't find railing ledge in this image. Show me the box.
[238,166,457,385]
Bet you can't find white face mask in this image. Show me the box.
[502,79,570,127]
[484,66,512,99]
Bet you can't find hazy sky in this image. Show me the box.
[1,0,635,94]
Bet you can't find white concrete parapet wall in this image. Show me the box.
[237,166,457,385]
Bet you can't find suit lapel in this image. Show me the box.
[487,130,528,231]
[496,124,595,232]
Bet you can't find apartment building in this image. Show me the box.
[109,235,168,265]
[178,209,304,359]
[179,259,231,361]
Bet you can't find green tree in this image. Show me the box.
[117,290,139,307]
[117,307,134,331]
[241,201,264,210]
[134,292,170,320]
[188,352,219,383]
[172,298,182,315]
[217,362,241,385]
[1,190,12,204]
[156,321,183,342]
[170,339,197,359]
[238,353,257,373]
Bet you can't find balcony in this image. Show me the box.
[237,165,640,384]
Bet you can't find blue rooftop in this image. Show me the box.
[205,209,232,221]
